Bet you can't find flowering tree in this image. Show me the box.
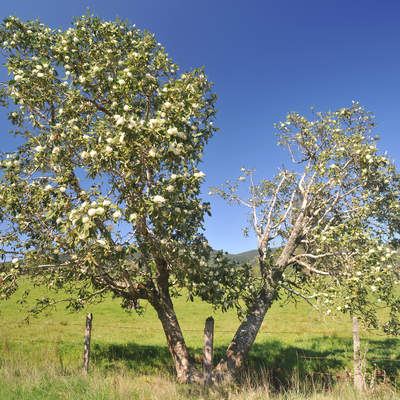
[1,15,399,386]
[212,103,400,381]
[0,14,256,383]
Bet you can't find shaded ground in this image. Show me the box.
[91,335,400,390]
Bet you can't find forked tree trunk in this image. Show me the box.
[353,315,366,392]
[152,286,275,385]
[151,291,202,383]
[210,288,275,383]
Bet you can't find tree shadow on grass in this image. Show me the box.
[92,343,176,375]
[234,336,400,390]
[91,336,400,389]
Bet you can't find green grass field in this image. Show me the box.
[1,282,399,399]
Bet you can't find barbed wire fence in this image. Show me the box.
[1,316,400,384]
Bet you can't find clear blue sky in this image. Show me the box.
[1,1,399,253]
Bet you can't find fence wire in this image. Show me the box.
[1,319,400,381]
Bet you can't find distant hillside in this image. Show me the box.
[226,249,258,264]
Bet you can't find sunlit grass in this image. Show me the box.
[1,282,399,398]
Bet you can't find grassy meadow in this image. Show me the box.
[0,281,399,399]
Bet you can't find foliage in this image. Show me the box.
[0,14,253,316]
[213,103,400,334]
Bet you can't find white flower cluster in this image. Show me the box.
[193,171,206,179]
[149,118,165,129]
[167,126,186,140]
[168,142,183,156]
[152,195,166,204]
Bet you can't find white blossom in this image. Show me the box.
[148,148,157,157]
[167,127,178,135]
[114,115,125,126]
[152,195,166,204]
[129,213,137,221]
[176,131,186,140]
[168,143,181,155]
[113,210,122,219]
[96,207,105,215]
[194,171,206,178]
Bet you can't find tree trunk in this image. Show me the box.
[353,315,365,392]
[211,288,275,383]
[150,291,202,384]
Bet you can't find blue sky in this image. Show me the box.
[1,1,399,253]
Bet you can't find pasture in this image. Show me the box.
[0,282,399,399]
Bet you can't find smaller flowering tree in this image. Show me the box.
[211,103,400,381]
[0,14,255,384]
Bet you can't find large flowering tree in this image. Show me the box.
[1,15,399,386]
[212,104,400,381]
[0,14,256,383]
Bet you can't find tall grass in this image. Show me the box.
[1,357,399,399]
[1,282,399,398]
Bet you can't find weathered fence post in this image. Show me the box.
[353,315,366,392]
[203,316,214,386]
[83,312,93,374]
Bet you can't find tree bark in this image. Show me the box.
[211,287,275,383]
[150,289,201,384]
[353,315,365,392]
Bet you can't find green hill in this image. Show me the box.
[226,249,259,263]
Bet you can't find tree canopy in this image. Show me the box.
[0,14,257,382]
[0,13,399,385]
[215,104,400,338]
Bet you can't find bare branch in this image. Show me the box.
[291,258,330,276]
[280,283,320,310]
[260,172,287,243]
[249,173,260,236]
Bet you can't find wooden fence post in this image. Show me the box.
[353,315,366,392]
[203,316,214,385]
[83,312,93,374]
